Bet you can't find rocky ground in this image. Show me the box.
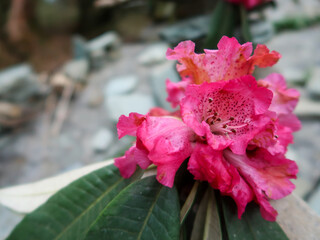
[1,1,320,239]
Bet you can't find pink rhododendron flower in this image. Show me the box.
[226,0,271,10]
[181,76,273,154]
[115,36,300,222]
[166,36,280,107]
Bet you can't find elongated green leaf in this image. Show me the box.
[85,176,180,240]
[191,188,222,240]
[180,181,199,225]
[221,196,289,240]
[240,5,252,43]
[7,164,133,240]
[0,159,114,213]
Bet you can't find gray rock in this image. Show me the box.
[265,26,320,86]
[264,0,320,23]
[63,58,89,84]
[91,128,113,152]
[138,42,169,65]
[282,68,308,86]
[87,31,121,53]
[159,15,210,44]
[106,93,156,122]
[308,185,320,215]
[294,97,320,117]
[306,67,320,99]
[149,61,179,110]
[72,35,88,59]
[87,32,121,69]
[250,20,275,44]
[0,64,43,102]
[105,75,138,96]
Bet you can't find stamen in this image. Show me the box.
[229,117,235,121]
[223,124,228,128]
[208,98,213,103]
[231,129,236,133]
[216,118,221,121]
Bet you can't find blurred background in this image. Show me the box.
[0,0,320,238]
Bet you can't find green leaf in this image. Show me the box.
[7,164,133,240]
[221,196,289,240]
[85,176,180,240]
[191,188,222,240]
[204,0,238,49]
[240,5,252,43]
[180,181,199,225]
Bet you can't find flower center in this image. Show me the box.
[204,112,247,136]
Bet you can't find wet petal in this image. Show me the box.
[117,112,147,139]
[114,145,151,178]
[137,116,194,187]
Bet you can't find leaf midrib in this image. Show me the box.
[137,186,163,240]
[54,176,124,240]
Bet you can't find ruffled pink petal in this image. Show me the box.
[166,41,210,85]
[224,177,254,219]
[137,116,194,187]
[224,148,298,200]
[278,113,301,132]
[166,37,280,87]
[181,76,273,154]
[249,45,281,72]
[166,79,191,108]
[223,149,297,221]
[117,112,147,139]
[258,73,300,115]
[114,145,151,178]
[188,143,239,192]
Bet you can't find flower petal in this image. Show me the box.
[166,79,191,108]
[117,112,147,139]
[114,145,151,178]
[224,148,298,200]
[137,116,194,187]
[181,76,273,154]
[188,143,239,192]
[258,73,300,115]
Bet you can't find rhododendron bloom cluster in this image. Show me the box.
[115,36,300,222]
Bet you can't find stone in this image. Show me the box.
[250,20,274,44]
[87,31,121,61]
[0,64,42,102]
[308,185,320,215]
[72,35,88,59]
[282,68,308,86]
[138,42,169,65]
[306,67,320,99]
[159,15,210,44]
[63,58,89,84]
[0,102,22,120]
[271,194,320,240]
[91,128,113,152]
[149,61,180,110]
[294,97,320,117]
[265,26,320,86]
[104,75,138,96]
[106,93,156,122]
